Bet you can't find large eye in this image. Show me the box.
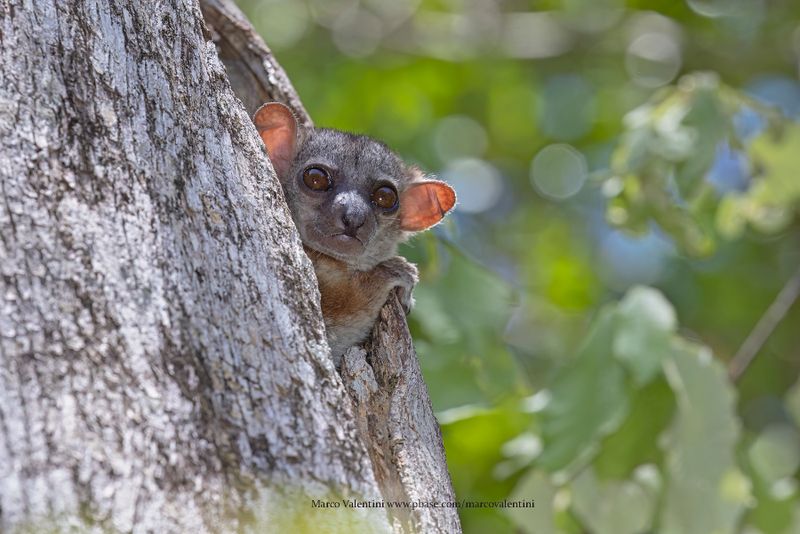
[303,166,332,191]
[372,185,398,210]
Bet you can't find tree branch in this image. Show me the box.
[729,263,800,381]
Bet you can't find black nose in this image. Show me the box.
[341,209,366,237]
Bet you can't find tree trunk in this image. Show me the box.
[0,0,459,532]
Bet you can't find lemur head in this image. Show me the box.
[254,102,456,270]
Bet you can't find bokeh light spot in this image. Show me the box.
[433,115,488,162]
[332,8,384,57]
[501,12,571,59]
[626,33,682,88]
[442,158,503,213]
[254,0,310,49]
[686,0,754,18]
[530,144,588,200]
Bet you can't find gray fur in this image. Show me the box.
[280,127,415,270]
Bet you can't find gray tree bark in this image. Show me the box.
[0,0,459,533]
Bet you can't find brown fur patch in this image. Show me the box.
[305,247,386,328]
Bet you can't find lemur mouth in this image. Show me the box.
[303,224,365,261]
[331,232,364,245]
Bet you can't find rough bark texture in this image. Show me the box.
[341,295,461,534]
[199,0,311,126]
[199,4,460,531]
[0,0,459,532]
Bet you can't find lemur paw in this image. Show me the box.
[380,256,419,315]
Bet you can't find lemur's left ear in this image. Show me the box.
[399,177,457,232]
[253,102,298,177]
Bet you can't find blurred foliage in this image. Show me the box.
[603,72,795,257]
[240,0,800,532]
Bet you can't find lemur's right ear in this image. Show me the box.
[253,102,298,177]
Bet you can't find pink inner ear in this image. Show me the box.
[253,103,297,177]
[399,181,457,231]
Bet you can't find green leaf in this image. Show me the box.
[660,341,748,534]
[748,425,800,486]
[748,124,800,208]
[604,73,795,256]
[537,309,629,472]
[571,466,658,534]
[409,255,525,409]
[613,286,677,385]
[673,83,728,190]
[593,377,675,479]
[439,404,532,497]
[507,470,557,534]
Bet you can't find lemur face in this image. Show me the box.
[254,102,456,270]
